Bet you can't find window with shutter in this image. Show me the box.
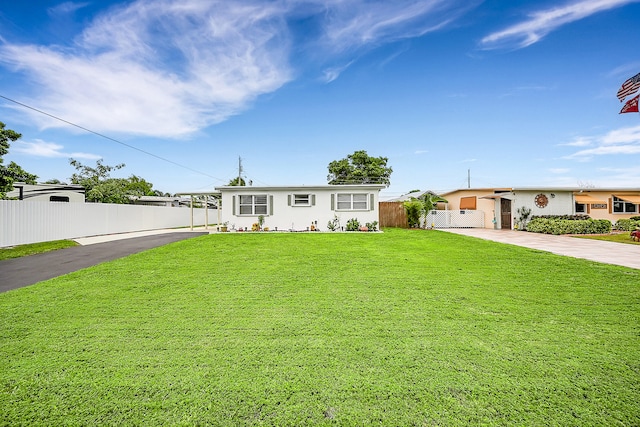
[336,193,369,211]
[293,194,311,206]
[237,194,269,215]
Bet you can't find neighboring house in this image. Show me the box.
[7,182,85,203]
[215,184,386,231]
[128,195,183,207]
[442,187,640,229]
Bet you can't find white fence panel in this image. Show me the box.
[423,210,485,228]
[0,200,217,247]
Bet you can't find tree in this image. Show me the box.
[403,199,422,228]
[69,158,155,204]
[327,150,392,186]
[420,192,448,229]
[0,122,38,198]
[228,177,246,186]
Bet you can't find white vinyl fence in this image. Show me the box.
[0,200,218,247]
[423,210,485,229]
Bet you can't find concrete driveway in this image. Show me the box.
[441,228,640,270]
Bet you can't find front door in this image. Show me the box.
[500,199,512,229]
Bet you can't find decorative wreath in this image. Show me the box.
[534,193,549,208]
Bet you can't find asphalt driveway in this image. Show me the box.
[0,232,208,293]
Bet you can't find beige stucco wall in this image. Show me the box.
[441,188,510,229]
[441,188,639,229]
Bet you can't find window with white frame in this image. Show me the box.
[239,194,268,215]
[337,193,368,210]
[293,194,311,206]
[612,196,637,214]
[575,202,586,213]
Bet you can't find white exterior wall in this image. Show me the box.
[0,200,217,247]
[511,190,574,218]
[217,185,384,231]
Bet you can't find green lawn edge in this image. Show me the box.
[0,240,78,260]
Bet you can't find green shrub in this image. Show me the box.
[346,218,360,231]
[614,219,640,231]
[527,218,611,235]
[403,199,422,228]
[531,214,591,221]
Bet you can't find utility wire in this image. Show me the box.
[0,94,225,182]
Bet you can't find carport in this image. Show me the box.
[176,191,222,231]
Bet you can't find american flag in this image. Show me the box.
[620,94,639,114]
[617,72,640,101]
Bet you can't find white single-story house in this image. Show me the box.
[214,184,386,231]
[440,187,640,229]
[7,182,85,203]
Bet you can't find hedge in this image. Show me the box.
[526,218,612,235]
[614,219,640,231]
[530,214,591,221]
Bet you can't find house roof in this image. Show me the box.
[443,187,640,195]
[129,195,181,202]
[215,184,386,192]
[384,190,441,202]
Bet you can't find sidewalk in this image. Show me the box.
[441,228,640,270]
[73,226,216,245]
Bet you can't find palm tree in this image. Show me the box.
[420,192,448,229]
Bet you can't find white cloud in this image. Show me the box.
[13,139,101,159]
[320,0,477,53]
[0,0,293,138]
[322,61,355,83]
[593,166,640,187]
[48,2,89,16]
[565,125,640,159]
[480,0,638,50]
[0,0,475,137]
[601,125,640,145]
[561,136,594,147]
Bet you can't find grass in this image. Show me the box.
[0,240,78,260]
[1,228,639,425]
[574,232,640,245]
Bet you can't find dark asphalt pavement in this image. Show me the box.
[0,232,208,293]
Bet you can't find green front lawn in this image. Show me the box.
[1,229,638,425]
[574,232,640,245]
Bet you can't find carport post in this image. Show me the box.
[217,196,221,228]
[190,195,194,231]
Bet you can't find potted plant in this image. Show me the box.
[220,221,229,232]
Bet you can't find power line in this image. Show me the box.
[0,94,225,182]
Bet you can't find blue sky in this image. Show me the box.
[1,0,639,199]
